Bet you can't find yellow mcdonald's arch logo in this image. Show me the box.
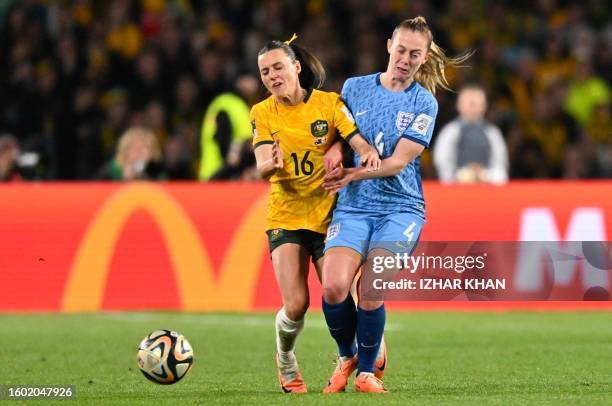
[62,183,268,312]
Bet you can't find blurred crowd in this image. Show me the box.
[0,0,610,182]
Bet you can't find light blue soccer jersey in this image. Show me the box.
[339,73,438,219]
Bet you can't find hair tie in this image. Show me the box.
[284,33,298,45]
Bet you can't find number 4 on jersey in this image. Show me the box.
[375,132,384,156]
[403,221,416,242]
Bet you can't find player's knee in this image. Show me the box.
[357,299,383,311]
[322,283,349,305]
[284,298,309,320]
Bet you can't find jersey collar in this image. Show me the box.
[274,87,314,110]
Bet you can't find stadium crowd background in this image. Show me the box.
[0,0,610,181]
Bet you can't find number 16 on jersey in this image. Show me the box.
[290,152,314,176]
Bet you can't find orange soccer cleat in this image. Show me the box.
[276,354,307,393]
[354,372,388,393]
[323,356,358,393]
[374,337,387,379]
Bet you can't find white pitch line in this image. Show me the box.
[98,312,403,331]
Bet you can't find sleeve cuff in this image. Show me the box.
[344,129,359,142]
[253,140,274,149]
[401,134,429,148]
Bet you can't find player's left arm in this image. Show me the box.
[324,98,437,192]
[333,94,381,171]
[323,139,343,173]
[323,136,381,174]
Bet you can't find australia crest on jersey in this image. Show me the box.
[396,111,414,133]
[311,119,329,137]
[311,119,329,145]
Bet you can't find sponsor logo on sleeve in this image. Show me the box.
[411,113,433,135]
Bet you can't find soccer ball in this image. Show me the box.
[136,329,194,384]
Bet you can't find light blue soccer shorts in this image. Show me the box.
[324,207,424,260]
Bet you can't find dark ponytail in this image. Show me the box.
[291,43,326,89]
[258,38,326,89]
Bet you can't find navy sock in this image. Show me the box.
[357,304,386,374]
[322,294,357,358]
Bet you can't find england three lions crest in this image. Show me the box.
[396,111,414,133]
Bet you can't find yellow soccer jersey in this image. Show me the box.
[251,89,358,234]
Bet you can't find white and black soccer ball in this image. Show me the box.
[136,329,194,384]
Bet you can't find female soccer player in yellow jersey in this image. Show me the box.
[251,35,381,393]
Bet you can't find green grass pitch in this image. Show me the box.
[1,311,611,405]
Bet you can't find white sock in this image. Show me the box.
[275,308,304,365]
[275,308,304,381]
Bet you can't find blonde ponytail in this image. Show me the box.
[394,16,472,94]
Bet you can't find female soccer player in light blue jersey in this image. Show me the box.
[320,16,471,393]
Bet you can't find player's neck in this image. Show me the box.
[276,87,306,107]
[380,72,414,92]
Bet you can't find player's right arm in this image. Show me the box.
[251,104,283,180]
[255,140,283,180]
[358,137,425,177]
[323,138,424,193]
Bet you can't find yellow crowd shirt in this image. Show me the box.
[251,89,359,234]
